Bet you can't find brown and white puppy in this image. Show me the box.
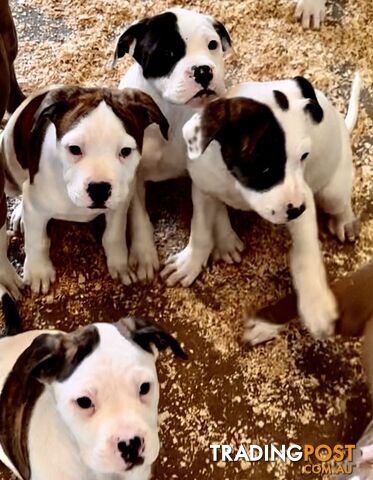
[0,311,186,480]
[243,262,373,478]
[2,86,168,294]
[0,0,25,299]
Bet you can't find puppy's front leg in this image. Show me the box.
[103,199,136,286]
[0,223,22,298]
[295,0,326,29]
[23,199,55,294]
[129,179,159,282]
[161,184,217,287]
[288,184,337,337]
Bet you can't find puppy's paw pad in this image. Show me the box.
[182,114,203,159]
[242,318,283,346]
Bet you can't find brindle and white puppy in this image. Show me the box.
[165,75,361,338]
[2,86,168,294]
[0,0,25,299]
[0,314,186,480]
[114,8,232,282]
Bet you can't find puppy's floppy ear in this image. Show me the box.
[293,76,324,124]
[183,97,268,159]
[115,317,187,359]
[113,20,148,65]
[13,86,83,183]
[111,89,169,151]
[212,19,232,53]
[0,326,99,480]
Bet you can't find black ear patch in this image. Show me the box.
[115,317,187,359]
[273,90,289,111]
[213,20,232,52]
[114,21,148,61]
[294,76,324,123]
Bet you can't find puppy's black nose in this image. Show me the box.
[118,436,144,466]
[287,203,306,221]
[87,182,111,207]
[192,65,213,89]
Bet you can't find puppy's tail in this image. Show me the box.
[345,72,362,134]
[0,286,22,337]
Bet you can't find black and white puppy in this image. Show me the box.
[164,74,361,338]
[113,8,232,282]
[0,312,186,480]
[2,86,168,294]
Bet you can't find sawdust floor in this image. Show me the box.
[1,0,373,479]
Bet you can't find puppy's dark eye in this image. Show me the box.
[68,145,82,156]
[262,167,270,175]
[76,396,93,409]
[208,40,218,50]
[139,382,150,396]
[301,152,309,161]
[120,147,132,157]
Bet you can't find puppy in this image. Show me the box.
[242,261,373,479]
[2,86,168,294]
[113,7,232,281]
[0,0,25,299]
[164,74,361,338]
[295,0,326,29]
[0,310,186,480]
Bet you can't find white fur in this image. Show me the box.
[295,0,326,29]
[2,95,140,293]
[167,76,361,337]
[118,8,229,281]
[0,324,159,480]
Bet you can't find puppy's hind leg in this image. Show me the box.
[316,148,360,243]
[0,223,22,299]
[129,179,159,282]
[212,203,244,264]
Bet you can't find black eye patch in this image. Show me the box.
[133,12,186,79]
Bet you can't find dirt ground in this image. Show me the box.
[1,0,373,479]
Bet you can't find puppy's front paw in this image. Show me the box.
[242,317,284,346]
[161,245,208,287]
[23,256,56,294]
[129,241,159,282]
[9,202,24,234]
[0,261,23,299]
[106,246,137,286]
[299,287,337,338]
[213,232,244,264]
[328,215,360,243]
[295,0,326,29]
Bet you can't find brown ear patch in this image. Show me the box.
[0,325,99,480]
[12,86,169,184]
[115,317,187,359]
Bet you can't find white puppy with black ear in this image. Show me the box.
[0,313,186,480]
[165,74,361,338]
[1,86,168,294]
[113,7,232,281]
